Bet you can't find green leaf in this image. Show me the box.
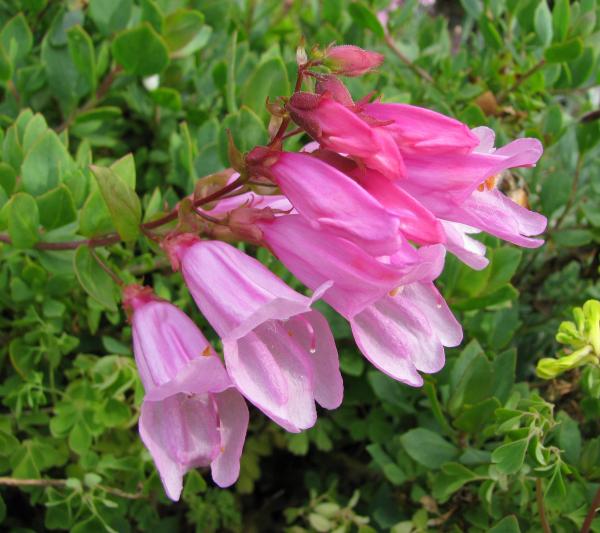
[348,2,385,39]
[552,0,570,42]
[431,462,479,502]
[0,162,16,195]
[88,0,132,35]
[544,38,583,63]
[112,23,169,76]
[1,13,33,63]
[491,438,529,474]
[97,399,130,427]
[218,106,268,166]
[7,192,39,248]
[150,87,182,111]
[570,46,595,87]
[0,44,11,82]
[479,15,503,50]
[534,1,553,46]
[242,56,290,122]
[110,153,136,188]
[68,423,91,455]
[163,8,205,53]
[90,164,141,241]
[36,185,77,229]
[67,25,96,92]
[400,428,459,468]
[489,515,521,533]
[79,190,113,237]
[140,0,164,32]
[73,246,118,312]
[21,130,74,196]
[22,113,48,152]
[544,462,567,504]
[454,397,501,433]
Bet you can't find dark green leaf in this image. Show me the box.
[544,38,583,63]
[491,438,529,474]
[112,23,169,76]
[400,428,459,468]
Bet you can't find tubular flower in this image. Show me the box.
[286,92,405,179]
[123,285,248,500]
[258,215,462,385]
[164,236,343,433]
[248,148,404,255]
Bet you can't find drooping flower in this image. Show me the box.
[164,236,343,433]
[286,92,405,178]
[258,215,462,385]
[363,101,479,155]
[247,148,404,255]
[324,45,385,77]
[123,285,248,500]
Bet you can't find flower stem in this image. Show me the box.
[0,476,145,500]
[581,486,600,533]
[536,478,552,533]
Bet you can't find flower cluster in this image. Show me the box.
[124,45,546,500]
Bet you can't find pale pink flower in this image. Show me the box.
[324,45,385,77]
[123,285,248,500]
[258,216,462,385]
[165,237,343,433]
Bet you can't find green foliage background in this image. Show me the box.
[0,0,599,531]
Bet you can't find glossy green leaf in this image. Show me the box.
[112,23,169,76]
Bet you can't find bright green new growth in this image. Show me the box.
[537,300,600,379]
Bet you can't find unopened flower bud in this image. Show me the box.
[324,45,384,77]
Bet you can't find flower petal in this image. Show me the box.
[211,388,249,488]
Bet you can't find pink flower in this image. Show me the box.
[123,285,248,500]
[249,149,404,255]
[395,127,547,252]
[286,92,405,179]
[324,45,385,77]
[258,215,404,318]
[352,167,445,245]
[363,102,479,155]
[258,216,462,385]
[165,237,343,432]
[350,282,462,386]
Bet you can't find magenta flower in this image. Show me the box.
[250,149,404,255]
[324,45,385,77]
[363,102,479,155]
[353,167,445,245]
[395,127,547,252]
[286,92,405,179]
[123,285,248,500]
[165,236,343,433]
[258,215,462,385]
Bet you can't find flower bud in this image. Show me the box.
[324,45,384,77]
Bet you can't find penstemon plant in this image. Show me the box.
[3,1,600,531]
[2,42,548,501]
